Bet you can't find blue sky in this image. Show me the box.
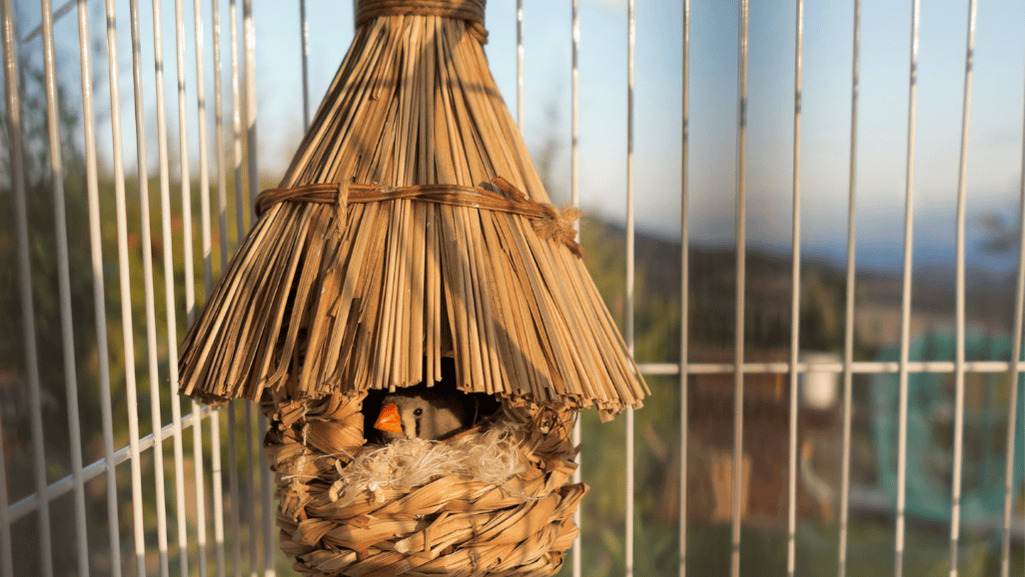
[270,0,1025,273]
[16,0,1025,273]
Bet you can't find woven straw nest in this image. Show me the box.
[263,391,585,576]
[177,0,647,575]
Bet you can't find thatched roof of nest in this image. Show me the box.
[177,0,648,419]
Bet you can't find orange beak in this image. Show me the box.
[374,402,403,434]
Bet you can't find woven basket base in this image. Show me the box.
[263,392,586,577]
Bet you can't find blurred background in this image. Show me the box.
[1,0,1023,576]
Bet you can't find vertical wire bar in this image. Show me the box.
[242,414,269,574]
[194,0,213,292]
[837,2,861,575]
[103,0,148,572]
[240,3,273,572]
[228,3,256,573]
[259,410,273,577]
[227,405,242,577]
[787,1,803,577]
[152,0,194,573]
[679,1,691,574]
[0,4,54,575]
[171,0,211,573]
[299,0,309,130]
[131,0,171,573]
[212,0,229,271]
[0,414,10,577]
[73,3,123,571]
[188,255,209,576]
[193,1,226,575]
[516,0,523,132]
[948,2,978,575]
[243,0,257,223]
[210,2,239,572]
[786,2,804,575]
[999,36,1025,577]
[210,407,226,577]
[37,1,89,574]
[230,0,245,239]
[895,2,922,575]
[625,0,636,575]
[140,0,179,574]
[570,1,581,574]
[174,1,195,324]
[244,405,256,575]
[731,1,750,575]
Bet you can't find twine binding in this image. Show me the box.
[255,178,584,256]
[355,0,488,43]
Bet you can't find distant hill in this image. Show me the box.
[578,215,1017,359]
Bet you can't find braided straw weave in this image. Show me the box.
[263,391,585,576]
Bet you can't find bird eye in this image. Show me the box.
[413,408,423,417]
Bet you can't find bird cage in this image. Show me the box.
[176,0,647,574]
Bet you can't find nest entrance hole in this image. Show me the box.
[360,356,502,444]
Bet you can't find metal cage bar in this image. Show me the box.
[786,1,804,575]
[210,1,243,575]
[101,0,150,573]
[191,1,226,574]
[949,1,979,574]
[895,2,922,573]
[37,0,88,574]
[732,1,750,575]
[190,1,226,573]
[0,414,10,577]
[837,2,862,575]
[570,1,582,576]
[144,0,182,574]
[679,0,691,575]
[225,1,259,572]
[179,0,211,570]
[229,0,245,239]
[2,4,54,576]
[238,2,274,572]
[637,360,1023,376]
[226,404,242,577]
[74,0,123,571]
[299,0,310,130]
[516,0,523,132]
[625,1,637,576]
[1000,33,1025,577]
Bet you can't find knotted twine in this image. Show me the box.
[255,177,584,257]
[355,0,489,43]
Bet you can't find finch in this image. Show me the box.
[373,385,468,441]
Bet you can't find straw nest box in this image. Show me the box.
[177,0,648,575]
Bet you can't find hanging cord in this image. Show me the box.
[256,177,584,257]
[355,0,488,43]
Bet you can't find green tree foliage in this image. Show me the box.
[0,54,105,577]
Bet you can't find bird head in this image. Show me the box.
[372,387,468,441]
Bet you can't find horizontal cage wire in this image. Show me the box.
[0,1,1023,577]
